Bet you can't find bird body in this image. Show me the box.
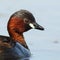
[0,10,44,59]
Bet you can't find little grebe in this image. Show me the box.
[0,10,44,59]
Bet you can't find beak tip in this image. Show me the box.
[40,27,44,31]
[41,27,44,30]
[37,25,44,31]
[35,27,44,31]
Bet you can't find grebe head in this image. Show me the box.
[7,10,44,49]
[8,10,44,33]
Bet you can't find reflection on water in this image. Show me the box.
[19,57,30,60]
[0,55,30,60]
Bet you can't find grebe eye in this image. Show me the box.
[24,18,29,23]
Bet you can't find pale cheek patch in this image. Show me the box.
[29,23,35,29]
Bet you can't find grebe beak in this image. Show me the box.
[29,22,44,30]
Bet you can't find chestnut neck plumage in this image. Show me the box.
[7,16,29,49]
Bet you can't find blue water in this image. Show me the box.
[0,0,60,60]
